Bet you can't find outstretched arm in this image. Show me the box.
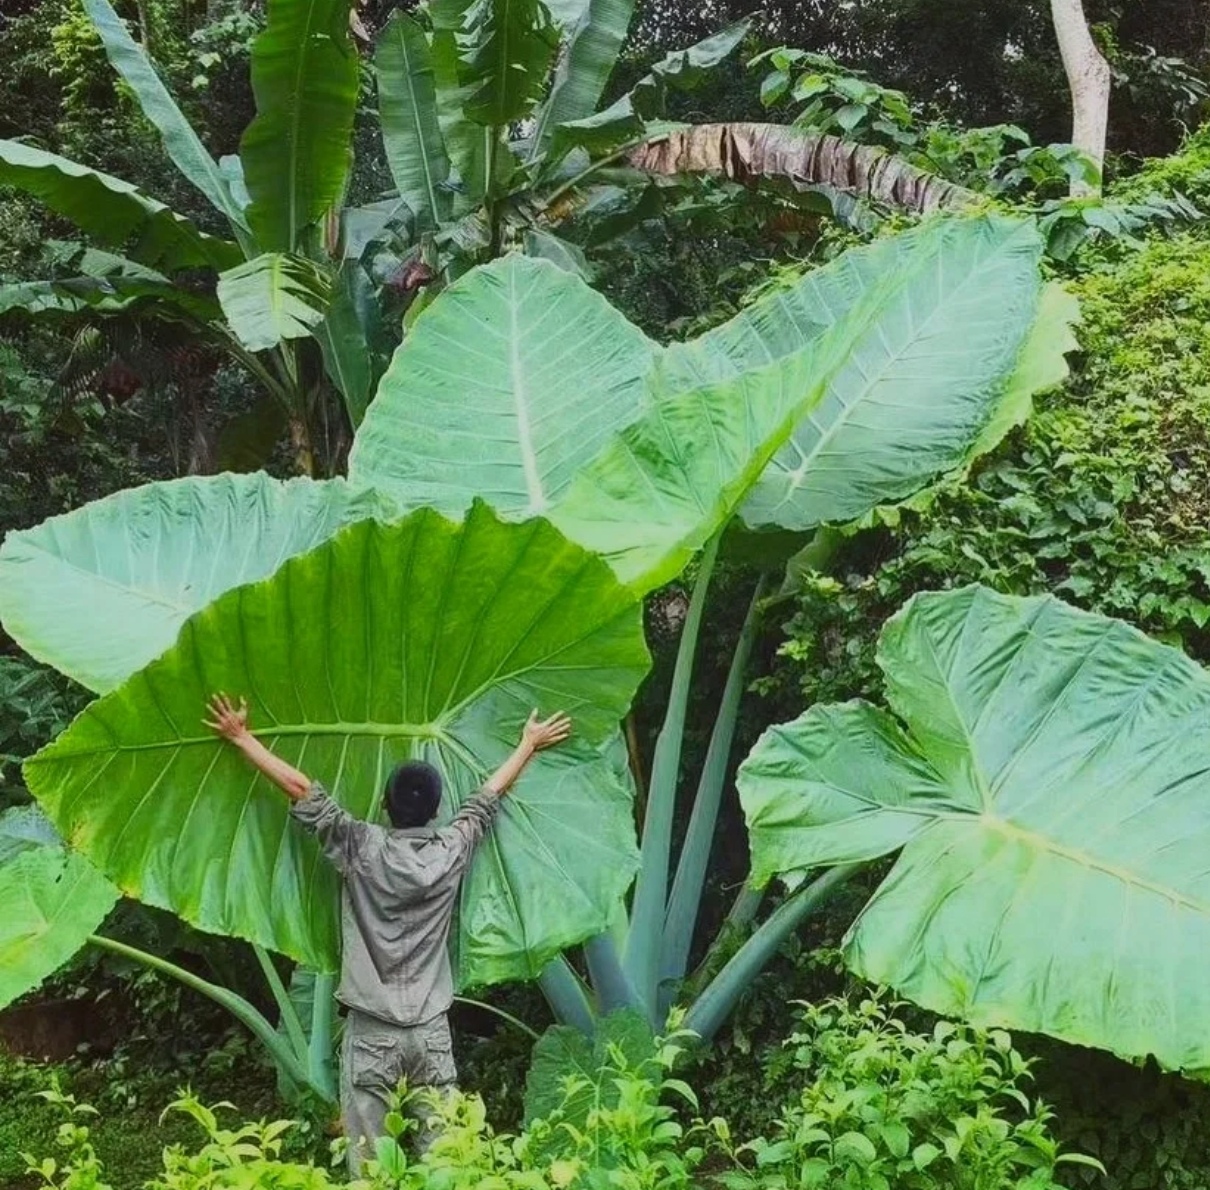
[204,693,311,802]
[484,710,572,795]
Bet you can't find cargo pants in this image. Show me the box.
[341,1009,457,1174]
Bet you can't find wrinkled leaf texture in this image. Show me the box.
[25,504,647,985]
[740,585,1210,1072]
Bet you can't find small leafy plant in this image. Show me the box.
[716,996,1102,1190]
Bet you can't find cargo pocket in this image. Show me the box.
[416,1016,457,1088]
[349,1032,400,1092]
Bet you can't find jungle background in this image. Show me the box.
[3,0,1210,1186]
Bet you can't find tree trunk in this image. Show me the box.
[629,124,977,216]
[1050,0,1112,196]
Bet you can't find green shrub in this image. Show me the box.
[716,996,1098,1190]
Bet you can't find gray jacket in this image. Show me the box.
[290,782,499,1025]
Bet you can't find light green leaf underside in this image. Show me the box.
[350,255,657,518]
[240,0,359,252]
[0,140,239,272]
[550,215,1046,592]
[0,474,393,693]
[82,0,247,234]
[0,847,118,1012]
[659,216,1049,531]
[217,253,332,352]
[0,803,61,864]
[25,505,647,984]
[740,584,1210,1072]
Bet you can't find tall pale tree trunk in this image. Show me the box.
[1050,0,1112,196]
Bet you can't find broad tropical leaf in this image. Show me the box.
[377,12,450,232]
[217,253,333,352]
[82,0,248,234]
[548,216,1051,591]
[0,846,118,1011]
[0,141,240,272]
[523,1008,656,1130]
[530,0,637,154]
[349,255,656,517]
[630,124,975,215]
[25,504,648,984]
[456,0,560,128]
[0,474,392,693]
[740,585,1210,1072]
[240,0,360,252]
[658,216,1057,532]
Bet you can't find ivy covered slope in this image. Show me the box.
[779,129,1210,714]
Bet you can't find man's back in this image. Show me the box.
[291,785,499,1025]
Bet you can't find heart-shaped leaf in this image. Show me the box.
[740,585,1210,1071]
[25,504,648,985]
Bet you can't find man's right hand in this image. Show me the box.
[204,693,251,743]
[521,710,572,754]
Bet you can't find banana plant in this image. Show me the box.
[0,214,1077,1073]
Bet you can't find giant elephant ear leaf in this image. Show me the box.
[24,504,648,984]
[739,585,1210,1072]
[0,846,118,1011]
[658,216,1065,532]
[549,215,1055,593]
[349,255,656,518]
[0,474,393,694]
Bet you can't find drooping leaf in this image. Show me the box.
[0,275,220,321]
[629,123,975,216]
[349,255,656,518]
[81,0,248,234]
[240,0,360,252]
[456,0,560,128]
[0,847,118,1011]
[523,1008,656,1130]
[25,504,648,983]
[217,253,333,353]
[739,585,1210,1072]
[0,474,393,693]
[530,0,637,154]
[657,216,1056,532]
[376,12,450,232]
[521,227,591,276]
[0,140,240,272]
[0,803,61,864]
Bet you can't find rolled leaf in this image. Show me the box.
[658,215,1059,532]
[376,11,451,232]
[349,255,656,517]
[316,262,388,427]
[740,585,1210,1072]
[82,0,248,235]
[0,847,118,1011]
[240,0,359,252]
[0,474,392,693]
[25,504,648,983]
[217,253,333,353]
[0,140,240,272]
